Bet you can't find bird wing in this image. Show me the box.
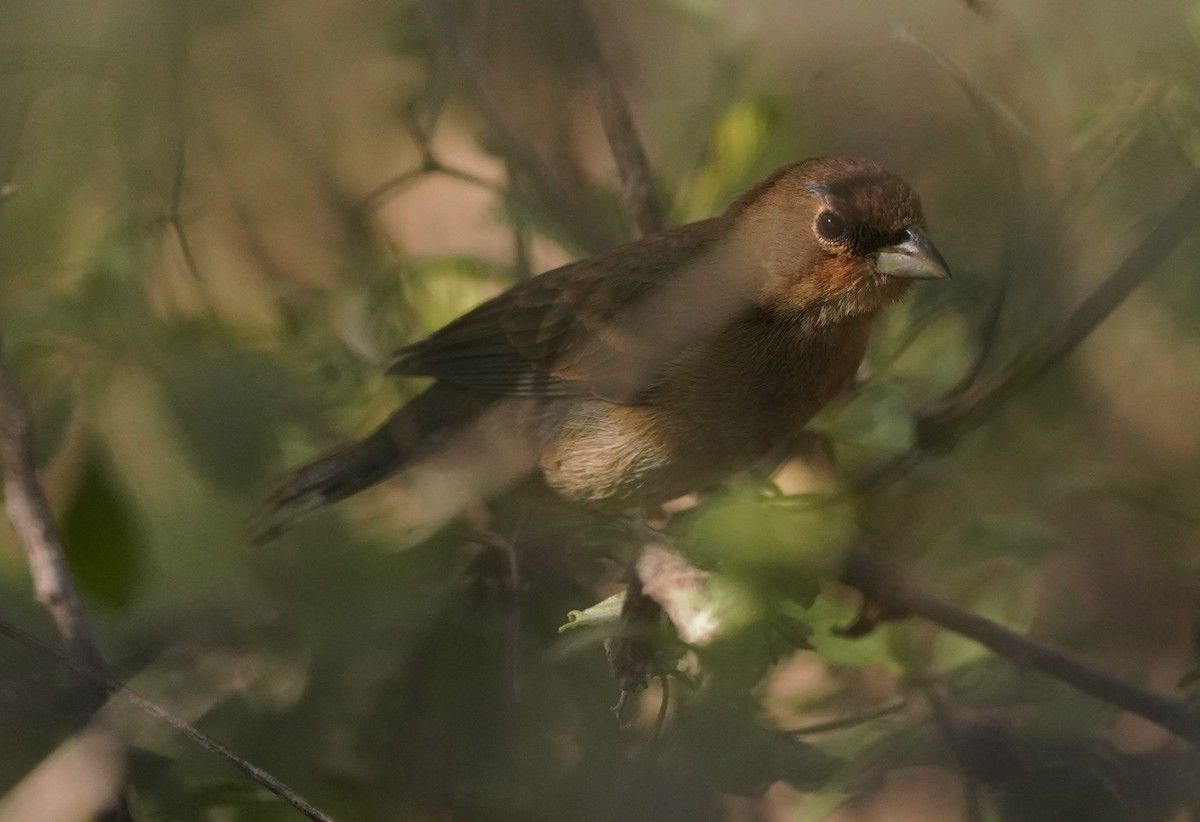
[389,218,758,403]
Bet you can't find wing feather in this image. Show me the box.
[389,217,760,402]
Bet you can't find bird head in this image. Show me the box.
[731,156,950,320]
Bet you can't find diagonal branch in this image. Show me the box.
[564,0,665,237]
[416,0,623,255]
[0,341,135,821]
[915,173,1200,450]
[841,549,1200,746]
[0,342,105,674]
[164,0,201,282]
[0,616,336,822]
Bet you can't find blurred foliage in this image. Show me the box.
[1,0,1200,821]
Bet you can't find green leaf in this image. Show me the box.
[801,591,901,673]
[795,788,852,822]
[158,350,291,490]
[674,96,779,222]
[688,493,855,596]
[560,592,625,633]
[808,381,914,456]
[61,447,147,611]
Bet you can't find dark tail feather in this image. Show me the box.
[252,385,490,544]
[252,422,405,545]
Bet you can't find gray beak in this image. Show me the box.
[874,226,951,280]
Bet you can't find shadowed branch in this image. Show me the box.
[915,173,1200,450]
[416,0,623,254]
[0,342,132,820]
[0,616,337,822]
[564,0,666,237]
[0,344,336,821]
[0,343,106,675]
[840,549,1200,746]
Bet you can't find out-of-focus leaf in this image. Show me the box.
[30,388,76,471]
[770,734,842,792]
[1156,79,1200,167]
[61,447,147,611]
[674,96,778,222]
[957,515,1066,565]
[873,301,974,404]
[400,256,513,338]
[687,493,855,603]
[799,591,901,673]
[796,788,852,822]
[808,381,914,456]
[158,350,294,490]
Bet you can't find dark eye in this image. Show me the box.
[816,210,846,241]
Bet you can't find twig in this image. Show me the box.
[915,173,1200,449]
[164,1,201,281]
[647,674,669,758]
[892,27,1052,396]
[0,617,336,822]
[840,550,1200,746]
[356,166,427,217]
[507,158,533,279]
[784,698,907,737]
[916,679,986,822]
[856,168,1200,497]
[0,342,134,821]
[0,343,105,673]
[435,162,507,193]
[564,0,665,237]
[416,0,622,254]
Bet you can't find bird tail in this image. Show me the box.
[251,420,406,545]
[252,385,496,544]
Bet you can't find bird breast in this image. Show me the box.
[538,309,874,507]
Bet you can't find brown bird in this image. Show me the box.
[255,157,949,542]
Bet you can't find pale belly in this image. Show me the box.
[538,392,819,507]
[536,311,873,507]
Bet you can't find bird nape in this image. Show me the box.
[253,156,950,544]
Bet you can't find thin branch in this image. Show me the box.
[856,168,1200,496]
[508,158,533,280]
[784,698,907,737]
[917,680,986,822]
[647,674,669,758]
[0,617,336,822]
[0,343,105,674]
[0,342,134,821]
[415,0,622,254]
[840,550,1200,746]
[564,0,665,237]
[356,166,427,217]
[915,173,1200,449]
[163,0,201,281]
[893,27,1044,393]
[435,162,507,193]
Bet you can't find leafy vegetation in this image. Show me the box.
[2,1,1200,820]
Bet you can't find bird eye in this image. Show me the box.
[816,210,846,241]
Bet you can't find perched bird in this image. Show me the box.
[255,157,949,542]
